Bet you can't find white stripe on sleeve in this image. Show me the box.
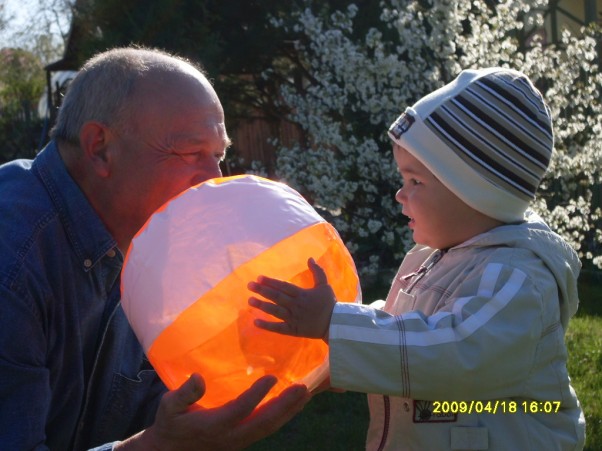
[330,265,527,348]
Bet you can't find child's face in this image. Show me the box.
[393,145,500,249]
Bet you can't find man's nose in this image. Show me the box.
[193,157,222,185]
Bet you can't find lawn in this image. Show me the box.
[250,271,602,450]
[566,270,602,451]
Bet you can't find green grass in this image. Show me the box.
[566,271,602,451]
[251,273,602,450]
[248,390,369,451]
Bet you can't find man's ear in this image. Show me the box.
[79,122,113,178]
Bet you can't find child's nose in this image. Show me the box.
[395,188,405,204]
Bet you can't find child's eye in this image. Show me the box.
[400,175,422,187]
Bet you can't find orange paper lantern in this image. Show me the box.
[121,175,360,408]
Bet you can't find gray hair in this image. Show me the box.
[50,47,205,144]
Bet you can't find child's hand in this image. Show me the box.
[247,258,336,341]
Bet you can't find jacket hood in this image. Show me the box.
[459,210,581,329]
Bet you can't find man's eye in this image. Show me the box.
[175,152,201,163]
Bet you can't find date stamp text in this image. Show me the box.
[432,400,561,415]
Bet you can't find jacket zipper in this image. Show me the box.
[402,250,443,292]
[377,250,444,450]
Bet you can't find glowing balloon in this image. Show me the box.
[121,174,360,408]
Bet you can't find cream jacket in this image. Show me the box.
[329,212,585,450]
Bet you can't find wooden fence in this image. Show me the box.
[224,116,302,176]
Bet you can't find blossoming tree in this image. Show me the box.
[265,0,602,288]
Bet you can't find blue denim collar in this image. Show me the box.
[32,141,119,271]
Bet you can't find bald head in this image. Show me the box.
[50,47,210,145]
[50,47,230,251]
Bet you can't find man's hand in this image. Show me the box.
[116,373,310,451]
[247,258,337,340]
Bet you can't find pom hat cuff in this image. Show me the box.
[389,107,528,223]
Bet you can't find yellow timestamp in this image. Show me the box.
[432,400,561,415]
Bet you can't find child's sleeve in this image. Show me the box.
[328,260,564,402]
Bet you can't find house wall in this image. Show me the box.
[544,0,602,41]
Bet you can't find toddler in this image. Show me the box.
[248,68,585,450]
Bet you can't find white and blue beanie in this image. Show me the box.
[388,67,553,223]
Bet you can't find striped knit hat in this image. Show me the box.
[388,67,553,222]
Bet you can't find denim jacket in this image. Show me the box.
[0,142,166,450]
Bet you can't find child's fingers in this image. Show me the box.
[248,282,295,308]
[250,276,299,297]
[248,297,290,321]
[254,318,296,336]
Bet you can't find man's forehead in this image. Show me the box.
[169,121,231,145]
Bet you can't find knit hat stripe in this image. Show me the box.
[464,87,550,170]
[450,94,546,180]
[480,75,552,134]
[451,94,548,183]
[475,77,553,166]
[427,110,537,200]
[428,85,546,199]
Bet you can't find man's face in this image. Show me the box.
[109,69,230,240]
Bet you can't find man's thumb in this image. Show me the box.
[173,373,206,410]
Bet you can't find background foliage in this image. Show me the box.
[0,48,45,162]
[264,0,602,288]
[2,2,600,281]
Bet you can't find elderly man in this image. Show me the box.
[0,47,309,450]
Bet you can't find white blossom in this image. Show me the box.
[264,0,602,288]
